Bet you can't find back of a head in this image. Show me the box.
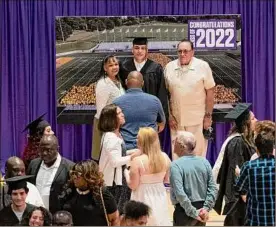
[255,120,275,137]
[124,200,150,220]
[53,211,73,226]
[255,130,275,157]
[175,131,196,156]
[137,127,164,173]
[40,134,59,147]
[137,127,159,153]
[126,71,144,89]
[98,104,118,132]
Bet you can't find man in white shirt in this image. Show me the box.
[164,39,215,158]
[27,135,74,214]
[1,156,44,209]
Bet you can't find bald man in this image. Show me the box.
[27,134,74,214]
[0,156,44,210]
[170,131,217,226]
[113,71,166,150]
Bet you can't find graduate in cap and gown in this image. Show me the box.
[22,114,54,168]
[0,175,36,226]
[213,103,257,226]
[119,37,169,119]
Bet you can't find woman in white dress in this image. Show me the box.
[124,127,172,226]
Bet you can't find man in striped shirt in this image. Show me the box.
[236,130,275,226]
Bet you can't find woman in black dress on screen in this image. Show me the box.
[59,160,120,226]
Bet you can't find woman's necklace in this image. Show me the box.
[114,129,122,138]
[76,188,90,195]
[110,77,120,88]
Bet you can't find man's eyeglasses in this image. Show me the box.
[38,148,56,154]
[177,49,193,54]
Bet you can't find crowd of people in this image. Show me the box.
[0,38,275,226]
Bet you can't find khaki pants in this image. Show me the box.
[91,117,103,161]
[171,123,208,160]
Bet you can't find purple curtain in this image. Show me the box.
[0,0,274,171]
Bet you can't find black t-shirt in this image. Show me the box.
[62,187,117,226]
[0,203,35,226]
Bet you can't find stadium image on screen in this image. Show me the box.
[55,15,242,124]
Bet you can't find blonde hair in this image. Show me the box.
[137,127,166,174]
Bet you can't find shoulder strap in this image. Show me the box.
[100,187,110,226]
[98,133,106,161]
[140,159,145,171]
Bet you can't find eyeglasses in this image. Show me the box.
[70,170,82,178]
[38,148,56,154]
[177,49,193,54]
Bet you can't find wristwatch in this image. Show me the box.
[204,112,212,118]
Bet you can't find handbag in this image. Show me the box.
[100,186,110,226]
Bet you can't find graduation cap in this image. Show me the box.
[5,175,34,194]
[126,36,155,45]
[224,103,252,122]
[22,113,50,136]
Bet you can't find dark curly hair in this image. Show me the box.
[70,160,104,197]
[22,132,44,168]
[123,200,151,220]
[59,160,105,206]
[21,206,52,226]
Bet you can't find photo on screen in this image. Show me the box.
[55,15,241,124]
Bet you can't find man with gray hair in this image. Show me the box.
[170,131,217,226]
